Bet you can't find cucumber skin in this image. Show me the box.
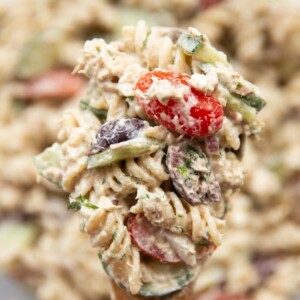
[139,268,198,297]
[226,94,257,123]
[101,258,199,297]
[233,92,266,112]
[33,143,62,188]
[87,138,164,169]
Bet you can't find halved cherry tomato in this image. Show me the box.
[135,70,223,137]
[127,214,181,264]
[23,69,86,101]
[199,0,224,10]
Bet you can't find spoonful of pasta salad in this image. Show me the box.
[34,21,265,299]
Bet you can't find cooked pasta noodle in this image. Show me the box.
[80,195,142,294]
[131,186,225,245]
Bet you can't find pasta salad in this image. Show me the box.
[34,22,265,297]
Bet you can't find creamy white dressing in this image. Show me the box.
[118,63,146,97]
[163,231,197,267]
[189,70,218,94]
[191,156,209,173]
[136,76,191,105]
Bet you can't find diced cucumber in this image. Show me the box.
[139,262,200,297]
[15,30,61,79]
[178,33,203,55]
[87,137,165,169]
[33,143,62,187]
[80,100,107,121]
[226,94,257,123]
[0,221,37,262]
[102,258,200,297]
[177,33,228,65]
[232,92,266,112]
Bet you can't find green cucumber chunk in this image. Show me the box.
[0,221,37,261]
[177,33,228,65]
[140,262,200,297]
[33,143,62,187]
[102,258,199,297]
[15,30,62,79]
[232,92,266,112]
[226,94,257,123]
[87,137,165,169]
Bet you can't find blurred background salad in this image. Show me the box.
[0,0,299,300]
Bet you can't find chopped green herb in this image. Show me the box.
[67,201,81,211]
[183,159,191,168]
[97,249,103,260]
[185,145,197,156]
[120,254,126,260]
[141,194,150,199]
[128,174,144,183]
[236,82,242,89]
[68,195,99,211]
[176,165,188,177]
[112,232,117,240]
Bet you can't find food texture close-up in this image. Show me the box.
[0,0,299,300]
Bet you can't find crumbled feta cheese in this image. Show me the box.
[189,70,218,94]
[136,77,191,104]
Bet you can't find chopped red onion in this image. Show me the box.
[205,135,219,154]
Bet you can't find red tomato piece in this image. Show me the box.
[127,214,181,264]
[135,70,223,137]
[23,69,86,101]
[199,0,224,10]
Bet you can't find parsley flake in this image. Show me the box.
[68,195,99,211]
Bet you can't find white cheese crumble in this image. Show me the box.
[189,70,218,94]
[136,77,191,105]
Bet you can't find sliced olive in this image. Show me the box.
[91,118,147,154]
[166,141,221,205]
